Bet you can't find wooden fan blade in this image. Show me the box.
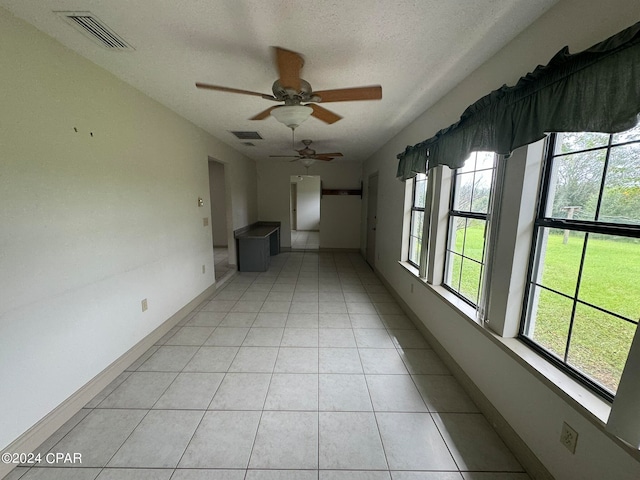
[274,47,303,91]
[315,152,343,157]
[195,83,276,100]
[250,106,278,120]
[309,104,342,124]
[314,155,336,161]
[313,85,382,102]
[269,155,302,158]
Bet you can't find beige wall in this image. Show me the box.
[0,7,256,451]
[257,161,361,249]
[361,1,640,479]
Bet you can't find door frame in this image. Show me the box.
[366,172,379,268]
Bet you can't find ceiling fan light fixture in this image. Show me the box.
[299,158,316,167]
[271,105,313,129]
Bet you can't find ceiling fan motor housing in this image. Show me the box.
[272,79,318,103]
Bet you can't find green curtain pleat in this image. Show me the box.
[396,21,640,180]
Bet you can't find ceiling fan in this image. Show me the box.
[270,139,343,164]
[196,47,382,129]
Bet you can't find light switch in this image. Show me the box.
[203,217,209,226]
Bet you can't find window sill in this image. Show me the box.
[397,260,638,457]
[398,261,480,324]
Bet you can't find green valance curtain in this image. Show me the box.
[396,21,640,180]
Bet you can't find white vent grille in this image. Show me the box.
[56,11,134,51]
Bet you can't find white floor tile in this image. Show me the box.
[204,327,249,346]
[366,375,427,412]
[358,349,408,374]
[319,374,372,411]
[47,409,146,467]
[319,412,387,470]
[249,411,318,469]
[319,348,363,374]
[184,347,239,372]
[264,373,319,410]
[376,412,457,470]
[433,413,523,472]
[228,347,278,373]
[275,347,319,373]
[108,410,204,468]
[179,411,260,468]
[209,373,271,410]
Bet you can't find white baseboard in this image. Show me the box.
[373,266,553,480]
[0,283,217,479]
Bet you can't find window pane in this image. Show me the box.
[461,218,486,263]
[409,210,424,266]
[459,257,481,304]
[567,304,637,393]
[475,151,496,170]
[534,228,584,297]
[612,123,640,144]
[547,149,606,220]
[525,286,572,359]
[579,234,640,320]
[410,211,424,237]
[599,143,640,225]
[555,132,610,154]
[446,252,463,292]
[413,175,427,208]
[409,235,421,266]
[448,216,465,253]
[470,169,493,214]
[453,172,474,211]
[459,155,477,173]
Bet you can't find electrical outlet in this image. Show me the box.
[141,298,148,312]
[202,265,206,274]
[560,422,578,453]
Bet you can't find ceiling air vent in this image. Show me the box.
[230,131,263,140]
[56,11,134,51]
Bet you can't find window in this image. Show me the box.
[443,152,497,306]
[521,127,640,400]
[408,173,427,268]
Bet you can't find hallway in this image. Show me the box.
[291,231,320,250]
[7,252,527,480]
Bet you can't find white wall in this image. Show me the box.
[293,175,321,231]
[258,161,361,249]
[321,195,362,250]
[362,0,640,479]
[209,160,228,247]
[0,7,257,451]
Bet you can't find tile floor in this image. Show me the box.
[6,252,530,480]
[291,231,320,250]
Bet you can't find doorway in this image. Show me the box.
[208,159,233,281]
[290,175,321,250]
[366,172,378,267]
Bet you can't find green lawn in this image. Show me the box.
[530,231,639,392]
[449,224,640,393]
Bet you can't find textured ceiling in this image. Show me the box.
[1,0,557,164]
